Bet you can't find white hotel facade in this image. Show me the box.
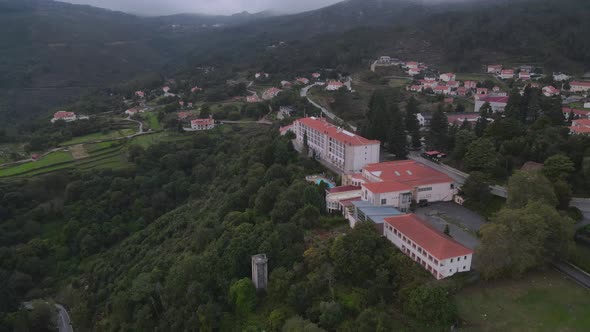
[293,117,380,173]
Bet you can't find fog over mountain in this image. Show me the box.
[62,0,345,15]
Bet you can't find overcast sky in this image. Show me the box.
[62,0,345,16]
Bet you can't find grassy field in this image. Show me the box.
[570,243,590,273]
[389,78,410,88]
[0,151,73,177]
[59,129,135,146]
[129,132,191,148]
[457,270,590,332]
[143,112,162,130]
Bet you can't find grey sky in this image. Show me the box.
[62,0,345,16]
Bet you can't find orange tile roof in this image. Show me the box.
[296,117,380,146]
[385,214,473,260]
[363,181,413,194]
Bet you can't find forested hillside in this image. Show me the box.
[0,126,457,330]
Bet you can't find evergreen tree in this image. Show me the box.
[365,91,390,142]
[405,97,421,150]
[387,105,408,159]
[427,107,449,151]
[504,89,523,121]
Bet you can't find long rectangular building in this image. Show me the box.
[383,214,473,279]
[293,117,380,173]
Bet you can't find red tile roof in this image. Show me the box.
[295,117,380,146]
[363,160,453,188]
[328,185,361,194]
[563,108,590,116]
[479,96,509,103]
[191,118,214,126]
[572,81,590,87]
[54,111,75,118]
[385,214,473,260]
[363,181,413,194]
[572,119,590,127]
[570,126,590,134]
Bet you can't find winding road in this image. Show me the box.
[300,81,358,132]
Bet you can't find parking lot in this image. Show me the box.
[414,202,486,250]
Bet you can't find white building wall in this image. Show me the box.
[346,144,380,174]
[415,182,455,203]
[383,224,473,279]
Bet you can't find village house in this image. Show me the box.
[500,69,514,80]
[255,72,269,79]
[326,81,345,91]
[439,73,456,82]
[281,81,292,88]
[378,56,392,64]
[518,71,531,80]
[464,81,477,89]
[135,91,145,98]
[585,102,590,109]
[456,87,468,96]
[408,85,423,92]
[447,81,460,89]
[420,79,438,89]
[563,107,590,119]
[296,77,310,85]
[474,96,509,113]
[434,85,451,95]
[312,72,321,79]
[190,116,215,131]
[383,214,473,280]
[553,73,570,82]
[570,118,590,135]
[487,64,502,74]
[416,113,433,127]
[447,113,480,126]
[262,88,282,100]
[570,81,590,93]
[51,111,77,123]
[247,95,261,103]
[177,112,190,120]
[405,61,419,69]
[542,86,560,97]
[291,117,380,173]
[191,86,203,93]
[476,88,488,95]
[408,68,422,76]
[125,108,140,116]
[162,86,171,93]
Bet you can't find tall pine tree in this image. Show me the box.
[428,107,449,151]
[387,105,408,159]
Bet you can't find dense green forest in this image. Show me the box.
[0,126,460,331]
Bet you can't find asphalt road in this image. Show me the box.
[300,82,358,132]
[55,304,74,332]
[553,261,590,289]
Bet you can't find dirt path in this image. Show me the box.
[70,144,89,159]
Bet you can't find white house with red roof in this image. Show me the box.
[464,81,477,89]
[476,88,488,95]
[420,79,438,89]
[246,95,261,103]
[177,112,190,120]
[447,113,480,126]
[570,81,590,93]
[190,116,215,131]
[456,87,468,96]
[135,91,145,98]
[262,88,282,100]
[51,111,77,123]
[125,108,139,116]
[292,117,380,173]
[542,86,560,97]
[383,214,473,279]
[408,85,423,92]
[408,68,422,76]
[312,73,321,79]
[439,73,456,82]
[296,77,310,85]
[434,85,451,95]
[325,185,362,214]
[474,96,509,113]
[255,72,269,79]
[562,107,590,119]
[191,86,203,93]
[518,71,531,80]
[326,81,345,91]
[447,81,460,89]
[162,86,171,93]
[487,64,502,74]
[570,119,590,135]
[281,81,292,88]
[500,69,514,79]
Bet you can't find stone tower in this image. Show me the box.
[251,254,268,290]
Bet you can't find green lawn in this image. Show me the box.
[60,129,135,146]
[129,132,191,148]
[570,243,590,273]
[456,270,590,332]
[389,78,409,88]
[85,141,116,154]
[0,151,73,177]
[455,73,494,82]
[144,112,162,130]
